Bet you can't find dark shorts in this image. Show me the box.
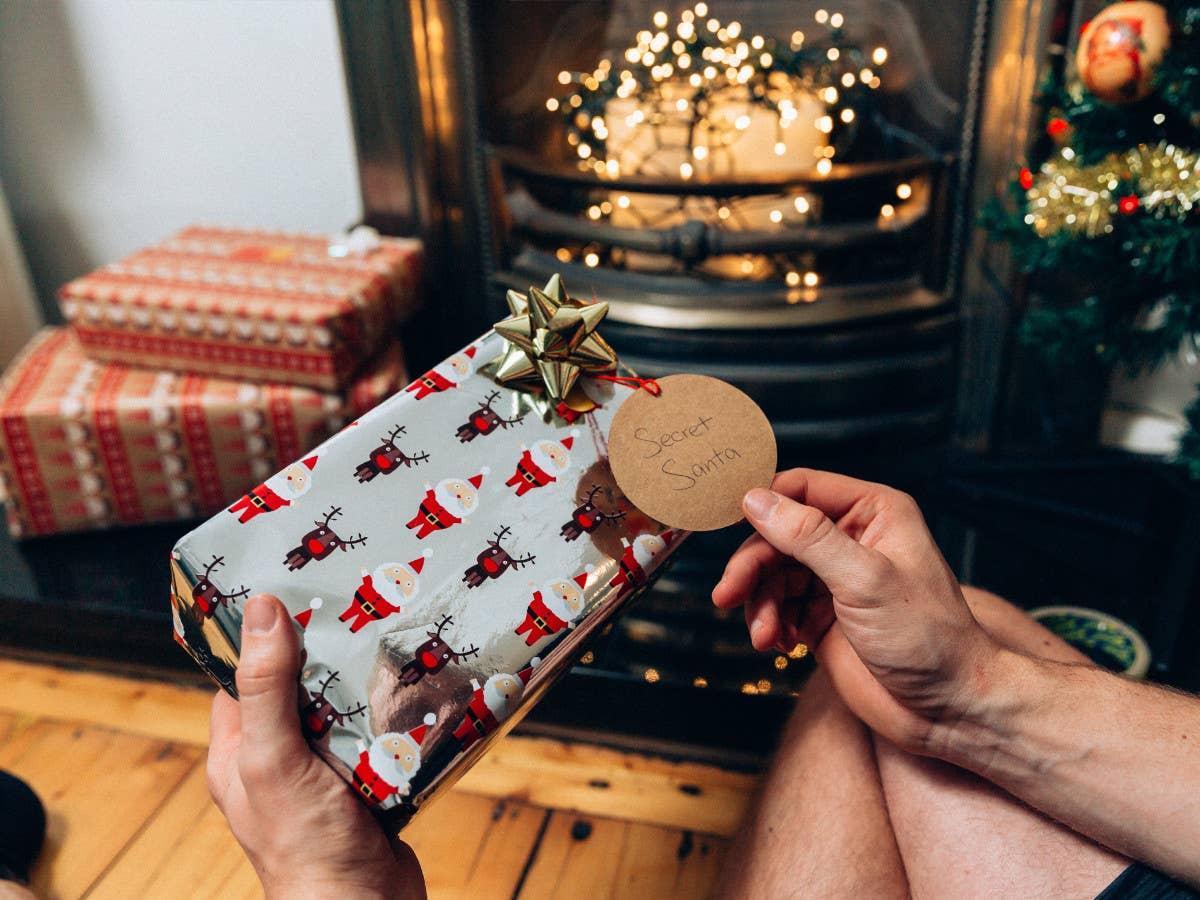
[1096,863,1199,900]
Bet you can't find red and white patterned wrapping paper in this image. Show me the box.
[169,330,687,829]
[58,225,422,390]
[0,328,407,538]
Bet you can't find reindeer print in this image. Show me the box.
[560,484,627,542]
[354,424,430,483]
[284,506,368,571]
[399,615,480,687]
[462,526,536,588]
[301,671,369,740]
[192,554,251,619]
[455,391,525,443]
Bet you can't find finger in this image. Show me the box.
[743,489,891,601]
[745,593,781,650]
[713,533,782,609]
[769,468,887,521]
[235,594,307,791]
[207,689,241,804]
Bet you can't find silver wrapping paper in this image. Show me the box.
[170,330,686,828]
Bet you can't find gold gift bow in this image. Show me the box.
[490,274,619,413]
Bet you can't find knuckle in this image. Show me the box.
[886,489,921,516]
[786,506,835,553]
[234,656,282,698]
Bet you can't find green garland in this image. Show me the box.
[981,0,1200,474]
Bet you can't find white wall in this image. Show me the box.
[0,0,363,317]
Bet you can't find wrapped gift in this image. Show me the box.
[0,328,407,538]
[171,276,686,828]
[58,225,422,390]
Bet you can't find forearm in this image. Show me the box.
[935,649,1200,885]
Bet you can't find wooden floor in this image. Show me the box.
[0,657,758,899]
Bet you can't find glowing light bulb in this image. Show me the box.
[617,194,630,208]
[704,65,717,79]
[678,21,695,38]
[815,9,829,23]
[842,72,856,87]
[830,12,844,27]
[786,271,801,286]
[741,258,754,274]
[774,141,786,155]
[641,51,654,66]
[822,87,838,103]
[584,252,600,267]
[816,158,833,175]
[815,116,833,133]
[769,209,783,223]
[556,247,571,262]
[694,2,708,16]
[600,201,613,214]
[679,161,694,178]
[827,47,840,61]
[880,204,895,218]
[578,144,592,159]
[689,73,702,86]
[693,144,709,159]
[873,46,888,65]
[605,159,620,176]
[1153,113,1166,124]
[569,94,582,107]
[791,30,805,46]
[678,53,691,68]
[546,98,559,111]
[676,97,689,111]
[751,35,764,49]
[557,70,571,85]
[625,47,640,63]
[896,183,912,199]
[587,205,602,220]
[803,271,819,287]
[717,206,730,219]
[860,67,874,82]
[840,108,855,123]
[653,10,668,27]
[728,21,741,38]
[735,114,751,130]
[760,52,773,66]
[794,196,810,213]
[707,18,719,33]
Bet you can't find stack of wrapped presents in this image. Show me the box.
[0,225,422,538]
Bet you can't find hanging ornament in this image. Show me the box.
[490,274,618,409]
[1075,1,1170,104]
[1046,116,1072,144]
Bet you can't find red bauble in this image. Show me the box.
[1118,195,1140,213]
[1019,167,1034,190]
[1047,117,1070,138]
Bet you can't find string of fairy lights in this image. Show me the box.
[547,4,888,179]
[540,4,924,288]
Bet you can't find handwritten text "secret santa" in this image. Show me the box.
[632,415,744,491]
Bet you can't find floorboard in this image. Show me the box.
[0,656,743,899]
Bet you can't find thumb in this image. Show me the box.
[742,488,888,600]
[235,594,307,784]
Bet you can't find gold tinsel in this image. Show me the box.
[1024,142,1199,238]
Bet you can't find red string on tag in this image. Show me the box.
[594,375,662,396]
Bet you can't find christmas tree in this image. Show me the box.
[982,0,1200,475]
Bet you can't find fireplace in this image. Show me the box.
[335,0,1036,748]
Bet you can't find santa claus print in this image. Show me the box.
[404,470,488,539]
[452,658,540,751]
[610,531,676,592]
[339,551,431,633]
[351,714,437,808]
[504,431,579,497]
[404,346,477,400]
[228,456,317,523]
[514,569,592,646]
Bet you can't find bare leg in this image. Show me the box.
[713,666,908,899]
[873,587,1129,900]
